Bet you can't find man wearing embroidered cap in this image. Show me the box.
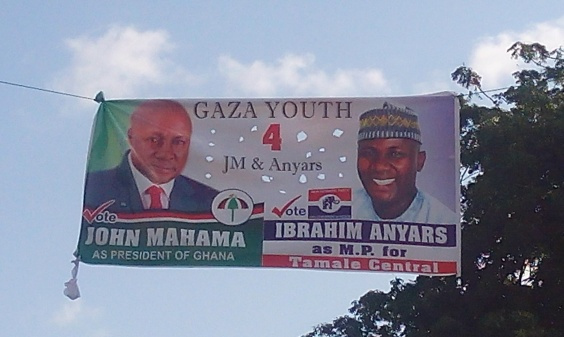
[354,102,457,223]
[84,99,218,213]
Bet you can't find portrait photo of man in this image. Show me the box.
[353,102,457,224]
[83,99,218,213]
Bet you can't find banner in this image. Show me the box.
[77,93,461,275]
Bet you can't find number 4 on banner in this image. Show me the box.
[262,124,282,151]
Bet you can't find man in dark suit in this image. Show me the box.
[83,100,218,214]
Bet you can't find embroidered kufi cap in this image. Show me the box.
[358,102,421,143]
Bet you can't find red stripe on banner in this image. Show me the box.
[308,188,352,202]
[118,211,214,221]
[253,203,265,214]
[116,203,265,221]
[262,254,457,275]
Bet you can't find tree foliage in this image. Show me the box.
[305,42,564,337]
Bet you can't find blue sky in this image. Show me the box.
[1,2,563,337]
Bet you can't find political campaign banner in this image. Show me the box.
[77,92,461,276]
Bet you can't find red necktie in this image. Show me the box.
[145,185,164,209]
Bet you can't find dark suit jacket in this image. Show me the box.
[83,154,219,213]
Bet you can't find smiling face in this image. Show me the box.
[128,100,192,185]
[357,138,426,219]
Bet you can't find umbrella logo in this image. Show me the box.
[218,194,249,222]
[212,189,254,226]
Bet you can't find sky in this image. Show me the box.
[1,2,563,337]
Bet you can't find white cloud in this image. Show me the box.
[218,53,390,97]
[53,25,187,101]
[52,300,83,326]
[469,16,564,88]
[413,69,460,96]
[51,300,102,327]
[54,26,389,101]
